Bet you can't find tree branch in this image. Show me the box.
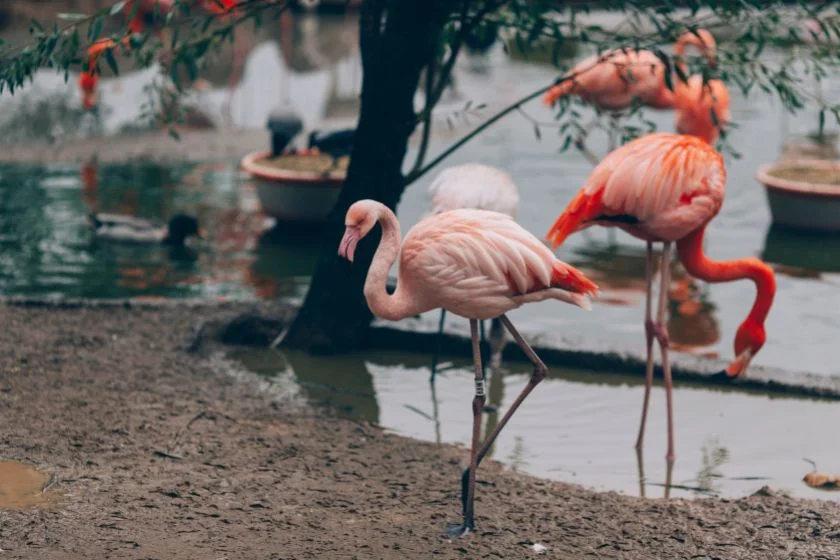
[405,82,552,185]
[409,56,436,176]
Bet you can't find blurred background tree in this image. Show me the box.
[2,0,839,352]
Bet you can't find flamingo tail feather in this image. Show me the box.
[544,80,575,106]
[546,188,603,249]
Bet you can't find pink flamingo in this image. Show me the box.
[426,163,520,381]
[546,133,776,464]
[544,29,719,161]
[338,199,598,536]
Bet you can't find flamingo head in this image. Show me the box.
[676,29,717,68]
[674,77,730,145]
[723,318,766,378]
[338,200,380,263]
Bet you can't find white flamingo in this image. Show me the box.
[426,163,520,382]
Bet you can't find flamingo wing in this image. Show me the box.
[427,163,520,218]
[547,133,726,247]
[544,50,672,110]
[402,209,597,312]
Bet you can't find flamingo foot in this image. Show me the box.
[444,522,473,538]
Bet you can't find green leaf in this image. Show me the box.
[168,127,181,141]
[819,108,826,136]
[104,47,119,75]
[87,17,103,43]
[560,135,572,153]
[110,1,128,16]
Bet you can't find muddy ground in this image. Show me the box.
[0,301,837,559]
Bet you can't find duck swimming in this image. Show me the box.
[89,213,206,246]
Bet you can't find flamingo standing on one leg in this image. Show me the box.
[426,163,520,382]
[338,199,598,536]
[543,29,719,164]
[545,132,776,466]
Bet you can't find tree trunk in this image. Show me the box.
[281,0,450,354]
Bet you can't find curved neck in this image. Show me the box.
[676,227,776,326]
[363,206,416,321]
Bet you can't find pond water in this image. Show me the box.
[0,161,317,301]
[1,15,839,377]
[230,347,840,501]
[3,6,840,503]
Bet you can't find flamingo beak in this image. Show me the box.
[338,225,361,263]
[722,348,753,379]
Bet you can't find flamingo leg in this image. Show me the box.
[429,309,447,383]
[635,241,656,451]
[480,320,488,379]
[430,370,442,445]
[657,242,676,464]
[488,316,505,368]
[635,445,647,498]
[451,314,547,536]
[447,319,486,537]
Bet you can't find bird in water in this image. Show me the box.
[89,213,205,246]
[425,163,520,382]
[338,199,598,536]
[546,132,776,467]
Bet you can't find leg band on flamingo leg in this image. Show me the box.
[447,319,485,537]
[458,314,548,512]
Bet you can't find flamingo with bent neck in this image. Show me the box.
[546,132,776,467]
[544,29,720,163]
[338,199,598,536]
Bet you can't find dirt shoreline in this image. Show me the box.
[0,128,270,165]
[0,301,839,559]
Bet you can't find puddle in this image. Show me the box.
[0,460,60,510]
[231,347,840,502]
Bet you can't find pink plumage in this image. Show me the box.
[338,198,598,534]
[544,49,676,111]
[547,132,726,245]
[399,208,596,320]
[339,200,597,322]
[427,163,519,218]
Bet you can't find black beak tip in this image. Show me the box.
[709,370,734,382]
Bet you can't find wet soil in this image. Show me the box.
[1,301,840,559]
[258,153,350,174]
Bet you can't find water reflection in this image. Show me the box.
[0,162,320,300]
[569,242,721,354]
[234,348,381,424]
[762,225,840,279]
[230,347,840,501]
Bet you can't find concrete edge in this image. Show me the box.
[5,294,837,401]
[369,318,840,401]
